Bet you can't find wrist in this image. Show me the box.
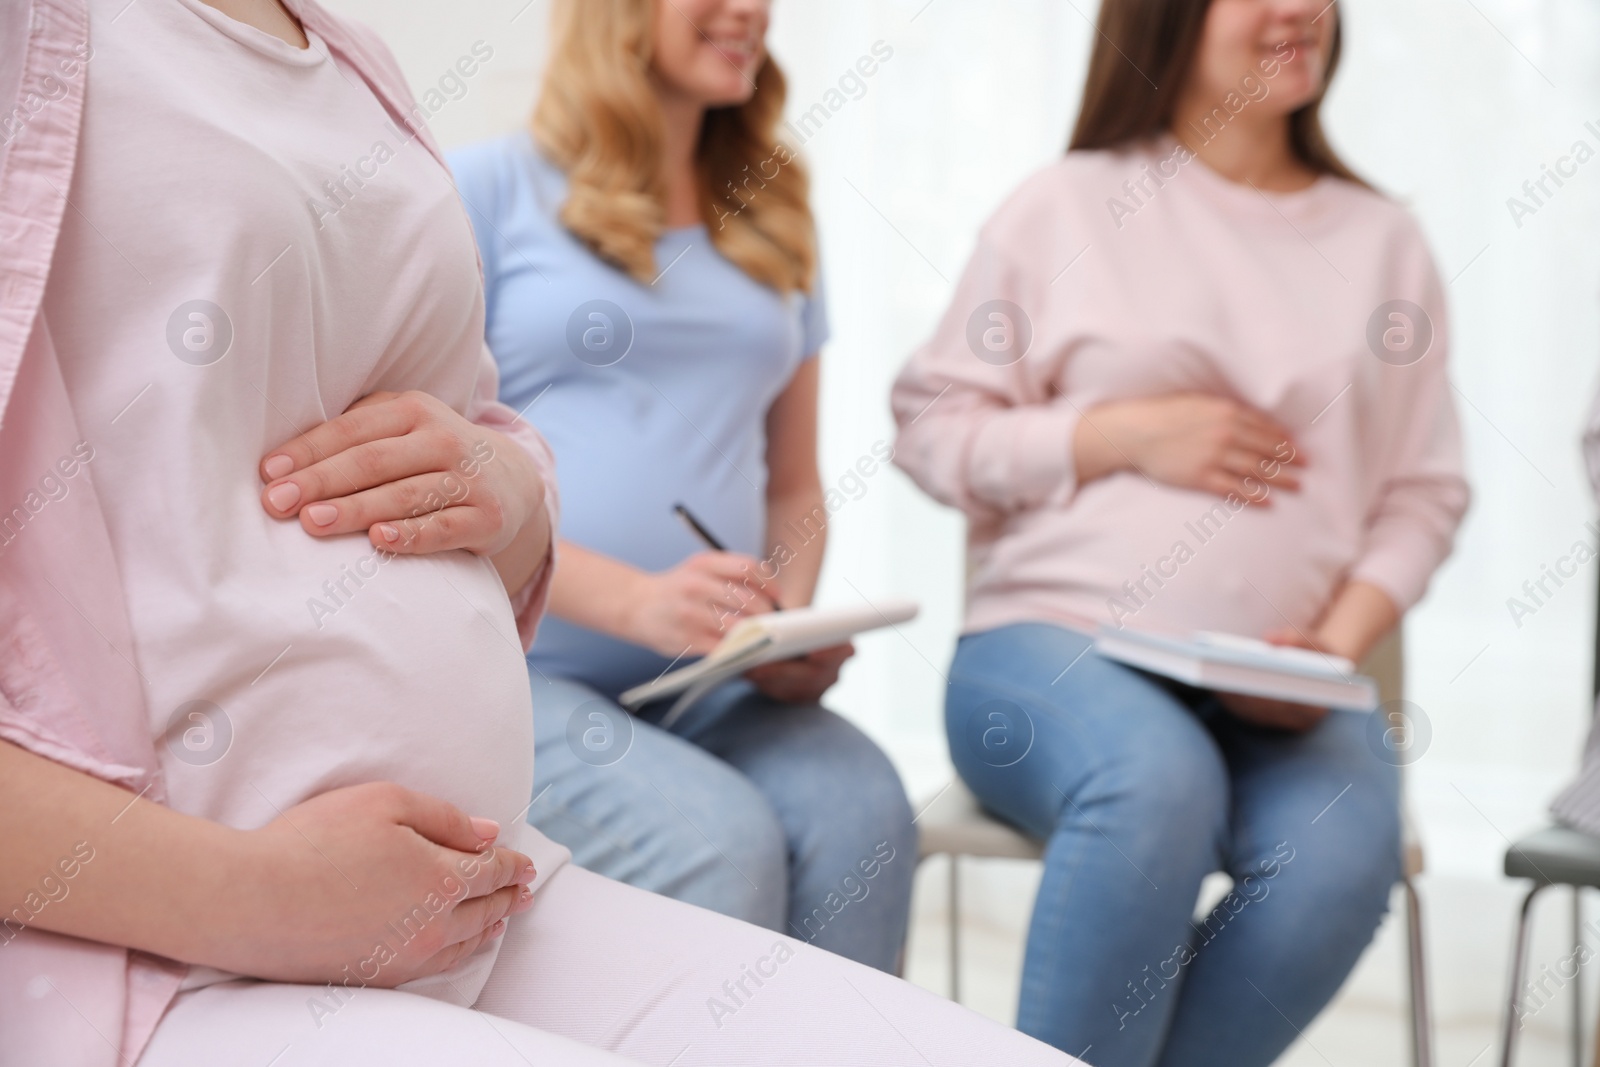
[613,568,659,643]
[1074,403,1135,484]
[485,430,542,550]
[141,813,263,969]
[1313,630,1361,665]
[1314,582,1400,667]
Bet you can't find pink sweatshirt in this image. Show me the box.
[892,139,1469,638]
[0,1,558,1063]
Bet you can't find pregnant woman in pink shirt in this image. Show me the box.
[892,1,1469,1064]
[0,0,1072,1064]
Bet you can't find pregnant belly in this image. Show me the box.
[983,475,1361,635]
[139,532,535,833]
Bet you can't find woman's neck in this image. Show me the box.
[199,0,308,48]
[1169,94,1316,193]
[658,91,707,228]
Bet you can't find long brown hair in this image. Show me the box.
[533,0,817,292]
[1068,0,1365,185]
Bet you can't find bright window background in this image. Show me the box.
[326,1,1600,1059]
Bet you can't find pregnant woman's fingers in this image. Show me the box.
[259,433,452,519]
[274,469,476,542]
[1218,450,1299,499]
[417,886,531,977]
[261,390,543,561]
[441,883,532,949]
[1233,407,1300,452]
[234,783,538,986]
[258,391,435,482]
[374,505,487,555]
[1229,424,1302,472]
[388,786,504,855]
[452,838,537,901]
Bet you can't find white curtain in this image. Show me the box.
[332,0,1600,1046]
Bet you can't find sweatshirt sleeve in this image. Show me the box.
[464,341,560,651]
[889,229,1081,524]
[1346,249,1471,612]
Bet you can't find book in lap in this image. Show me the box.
[620,599,920,721]
[1094,627,1380,712]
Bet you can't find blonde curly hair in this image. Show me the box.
[532,0,817,292]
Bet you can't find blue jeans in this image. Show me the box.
[948,623,1401,1067]
[526,668,916,972]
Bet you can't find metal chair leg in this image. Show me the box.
[1403,877,1434,1067]
[1572,889,1583,1067]
[1502,883,1550,1067]
[949,854,962,1004]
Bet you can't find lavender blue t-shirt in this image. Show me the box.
[449,134,829,699]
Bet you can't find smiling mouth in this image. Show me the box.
[1265,35,1317,56]
[708,35,761,65]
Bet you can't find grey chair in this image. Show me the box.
[916,632,1433,1067]
[1498,581,1600,1067]
[1500,830,1600,1067]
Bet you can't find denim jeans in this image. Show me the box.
[947,623,1401,1067]
[526,668,916,973]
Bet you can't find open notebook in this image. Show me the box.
[1094,627,1380,712]
[621,599,920,724]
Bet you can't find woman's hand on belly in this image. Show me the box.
[1074,393,1305,502]
[256,391,551,591]
[230,782,537,985]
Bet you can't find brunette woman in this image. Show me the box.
[891,1,1469,1063]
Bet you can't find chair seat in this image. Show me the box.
[917,779,1043,861]
[918,780,1428,878]
[1505,824,1600,887]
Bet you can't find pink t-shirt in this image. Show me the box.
[41,0,558,997]
[892,139,1470,637]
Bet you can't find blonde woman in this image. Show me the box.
[0,0,1073,1062]
[447,0,914,969]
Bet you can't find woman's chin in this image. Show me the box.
[699,81,759,109]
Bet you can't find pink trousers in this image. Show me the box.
[138,859,1076,1065]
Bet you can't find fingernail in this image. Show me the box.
[518,885,533,904]
[469,816,500,840]
[306,503,338,527]
[263,454,294,480]
[378,523,400,543]
[490,919,506,936]
[266,482,301,511]
[523,862,536,882]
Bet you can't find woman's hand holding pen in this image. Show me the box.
[663,502,850,704]
[624,552,780,657]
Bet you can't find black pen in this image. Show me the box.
[673,502,728,552]
[673,502,782,611]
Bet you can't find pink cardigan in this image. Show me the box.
[0,2,557,1062]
